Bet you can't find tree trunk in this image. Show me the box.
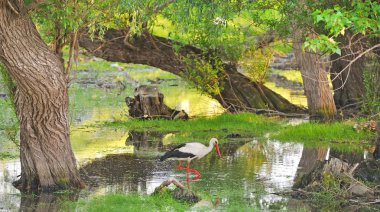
[330,33,365,110]
[0,1,83,192]
[293,39,337,120]
[374,121,380,159]
[78,29,302,113]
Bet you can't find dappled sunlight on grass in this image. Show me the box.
[272,69,303,84]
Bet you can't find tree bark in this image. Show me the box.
[78,29,303,113]
[330,33,365,109]
[293,39,337,120]
[0,0,83,192]
[374,121,380,159]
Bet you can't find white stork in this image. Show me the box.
[160,138,221,183]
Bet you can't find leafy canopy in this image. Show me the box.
[304,0,380,54]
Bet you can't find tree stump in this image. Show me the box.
[125,85,189,120]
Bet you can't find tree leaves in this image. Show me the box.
[306,0,380,54]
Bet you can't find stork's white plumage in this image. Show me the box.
[160,138,221,184]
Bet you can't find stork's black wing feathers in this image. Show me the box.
[160,143,195,161]
[170,143,186,151]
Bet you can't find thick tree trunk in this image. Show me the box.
[0,1,83,192]
[293,40,337,120]
[330,33,365,109]
[78,29,302,113]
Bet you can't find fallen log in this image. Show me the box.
[79,29,304,114]
[153,177,201,203]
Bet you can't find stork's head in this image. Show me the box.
[210,138,221,157]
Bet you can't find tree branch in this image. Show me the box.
[6,0,19,14]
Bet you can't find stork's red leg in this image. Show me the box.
[186,160,191,187]
[187,168,201,182]
[177,161,184,170]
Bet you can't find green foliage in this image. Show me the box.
[161,0,253,60]
[239,47,273,83]
[64,193,189,212]
[0,64,16,109]
[303,34,340,55]
[306,0,380,54]
[0,152,18,160]
[183,54,225,96]
[0,64,19,148]
[362,61,380,115]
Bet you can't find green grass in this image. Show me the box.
[272,122,373,144]
[69,56,148,73]
[271,69,303,85]
[102,113,375,146]
[64,193,189,212]
[105,112,282,142]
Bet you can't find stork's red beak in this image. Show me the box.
[215,144,221,157]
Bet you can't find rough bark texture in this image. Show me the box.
[0,0,83,192]
[330,34,365,109]
[374,121,380,159]
[126,85,189,119]
[78,29,302,113]
[293,39,337,120]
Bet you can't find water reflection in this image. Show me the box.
[19,192,80,211]
[0,160,20,211]
[0,130,374,211]
[75,134,307,210]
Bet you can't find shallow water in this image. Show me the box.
[0,128,372,211]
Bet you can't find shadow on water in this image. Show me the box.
[0,130,377,211]
[19,192,80,211]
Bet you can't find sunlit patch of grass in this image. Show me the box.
[272,69,304,85]
[272,122,374,144]
[64,193,189,212]
[105,113,282,143]
[128,68,178,81]
[70,56,149,73]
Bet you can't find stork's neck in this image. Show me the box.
[206,141,214,153]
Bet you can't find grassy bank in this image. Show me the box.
[64,193,189,212]
[103,113,375,146]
